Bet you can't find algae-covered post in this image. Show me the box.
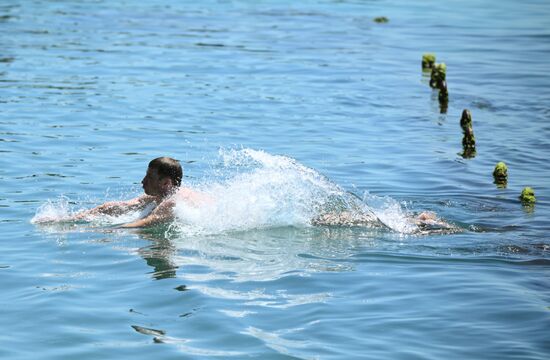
[519,187,536,205]
[460,109,476,158]
[493,162,508,186]
[430,63,446,88]
[422,53,436,70]
[438,80,449,114]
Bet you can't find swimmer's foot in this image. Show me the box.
[414,212,460,234]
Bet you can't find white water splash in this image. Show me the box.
[172,148,350,235]
[31,195,151,226]
[362,191,418,234]
[31,196,73,224]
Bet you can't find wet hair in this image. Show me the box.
[148,157,183,187]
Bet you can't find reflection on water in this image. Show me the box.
[136,224,367,281]
[136,230,179,280]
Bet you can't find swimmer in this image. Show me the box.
[41,156,457,233]
[72,157,208,228]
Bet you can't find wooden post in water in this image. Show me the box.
[460,109,476,158]
[493,162,508,187]
[519,187,536,205]
[438,79,449,114]
[430,63,446,88]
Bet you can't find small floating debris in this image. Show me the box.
[131,325,166,337]
[174,285,188,292]
[422,53,436,70]
[129,308,147,316]
[460,109,476,158]
[493,162,508,186]
[519,187,536,205]
[430,63,446,88]
[373,16,389,23]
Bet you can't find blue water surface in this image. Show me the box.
[1,0,550,359]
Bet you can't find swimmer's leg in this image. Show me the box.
[311,211,384,228]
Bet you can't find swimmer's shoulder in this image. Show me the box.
[173,187,213,206]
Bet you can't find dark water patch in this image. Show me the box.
[45,173,72,178]
[27,84,94,91]
[23,29,50,35]
[0,15,15,22]
[351,251,550,267]
[35,284,76,292]
[195,42,226,47]
[251,9,330,18]
[188,28,229,33]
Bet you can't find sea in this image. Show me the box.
[1,0,550,359]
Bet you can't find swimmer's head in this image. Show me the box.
[142,157,183,197]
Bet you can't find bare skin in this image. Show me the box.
[73,166,208,228]
[312,210,457,234]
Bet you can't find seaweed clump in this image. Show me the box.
[519,187,536,205]
[460,109,476,158]
[422,53,436,70]
[493,162,508,187]
[373,17,389,23]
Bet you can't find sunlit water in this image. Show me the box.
[1,0,550,359]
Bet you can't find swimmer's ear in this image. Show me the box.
[160,177,173,188]
[162,177,174,186]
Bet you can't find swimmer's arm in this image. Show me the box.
[73,195,154,219]
[119,199,175,228]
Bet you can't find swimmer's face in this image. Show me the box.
[142,166,171,197]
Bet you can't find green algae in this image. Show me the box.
[493,162,508,186]
[422,53,436,69]
[519,187,536,205]
[460,109,476,158]
[430,63,447,88]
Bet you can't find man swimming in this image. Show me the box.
[57,156,456,233]
[73,157,207,228]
